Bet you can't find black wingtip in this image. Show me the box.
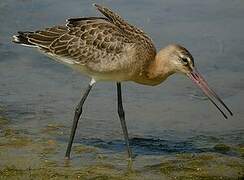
[12,31,35,46]
[93,3,99,7]
[12,32,27,44]
[93,3,99,9]
[93,3,105,10]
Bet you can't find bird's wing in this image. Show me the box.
[63,17,134,65]
[14,26,68,48]
[16,18,135,69]
[94,4,155,48]
[94,4,156,67]
[14,4,156,73]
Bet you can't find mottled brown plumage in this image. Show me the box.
[13,4,233,160]
[13,4,156,84]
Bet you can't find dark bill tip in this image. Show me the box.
[187,68,233,119]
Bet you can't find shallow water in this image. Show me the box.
[0,0,244,179]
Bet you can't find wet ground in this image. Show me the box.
[0,0,244,179]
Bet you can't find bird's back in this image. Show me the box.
[13,4,156,81]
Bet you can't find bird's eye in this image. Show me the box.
[181,58,188,65]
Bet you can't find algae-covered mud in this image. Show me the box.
[1,0,244,179]
[0,119,243,179]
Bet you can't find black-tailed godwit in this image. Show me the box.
[13,4,233,160]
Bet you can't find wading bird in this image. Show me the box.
[13,4,233,160]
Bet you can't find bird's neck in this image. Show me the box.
[133,48,176,86]
[146,53,175,84]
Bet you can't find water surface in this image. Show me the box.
[0,0,243,179]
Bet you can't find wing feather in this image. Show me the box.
[13,4,157,77]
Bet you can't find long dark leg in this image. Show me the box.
[117,82,132,159]
[65,79,95,159]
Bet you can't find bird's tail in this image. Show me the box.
[12,31,37,47]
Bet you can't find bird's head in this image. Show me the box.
[156,44,194,75]
[153,44,233,118]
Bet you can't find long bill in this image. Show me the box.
[187,68,233,119]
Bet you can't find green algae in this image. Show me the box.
[0,124,243,179]
[0,106,8,128]
[73,145,97,154]
[0,165,145,180]
[0,128,32,148]
[40,139,59,155]
[41,123,65,136]
[0,129,243,180]
[0,115,8,126]
[0,166,71,180]
[0,136,32,148]
[0,166,25,178]
[147,153,244,179]
[233,144,244,157]
[0,130,243,180]
[214,144,231,153]
[1,155,242,180]
[0,151,243,179]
